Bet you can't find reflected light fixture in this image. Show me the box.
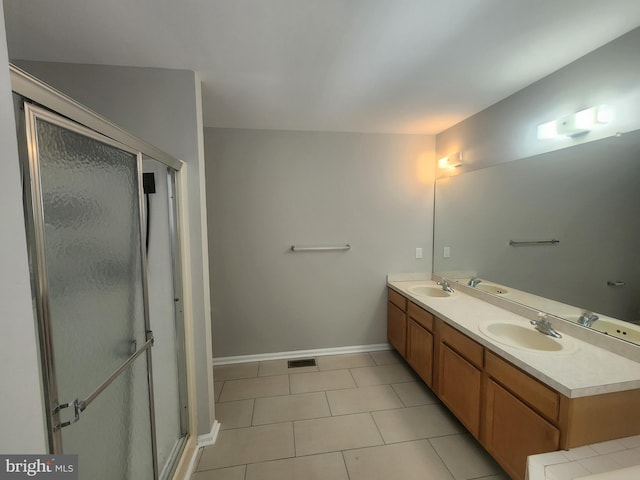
[438,152,463,169]
[537,105,612,139]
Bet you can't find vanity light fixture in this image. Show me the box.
[537,105,612,139]
[438,152,463,169]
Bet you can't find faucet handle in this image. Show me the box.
[531,312,549,326]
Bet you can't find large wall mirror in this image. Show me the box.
[433,129,640,346]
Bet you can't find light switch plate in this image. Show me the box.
[416,247,423,259]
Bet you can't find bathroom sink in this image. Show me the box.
[407,285,451,298]
[475,284,509,295]
[478,322,577,353]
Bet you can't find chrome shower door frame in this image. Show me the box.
[22,102,159,479]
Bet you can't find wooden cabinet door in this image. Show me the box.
[407,319,434,387]
[484,379,560,480]
[387,301,407,358]
[438,343,482,437]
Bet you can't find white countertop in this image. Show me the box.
[387,279,640,398]
[527,435,640,480]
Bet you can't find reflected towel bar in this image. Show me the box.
[509,239,560,246]
[290,244,351,252]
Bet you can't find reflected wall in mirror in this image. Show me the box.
[433,130,640,345]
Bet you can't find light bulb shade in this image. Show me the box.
[438,152,463,169]
[538,105,612,139]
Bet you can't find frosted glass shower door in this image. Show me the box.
[24,104,157,479]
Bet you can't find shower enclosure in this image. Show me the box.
[13,66,189,480]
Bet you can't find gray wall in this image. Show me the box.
[0,4,48,452]
[11,61,215,435]
[436,27,640,172]
[205,128,434,358]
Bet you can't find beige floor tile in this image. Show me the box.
[253,392,330,425]
[197,422,294,470]
[213,362,259,381]
[294,412,383,456]
[430,434,503,480]
[245,452,349,480]
[350,363,416,386]
[343,439,454,480]
[191,465,246,480]
[372,404,464,443]
[392,381,439,407]
[258,358,318,376]
[326,384,403,415]
[316,353,375,370]
[214,381,224,402]
[219,375,290,402]
[290,369,356,394]
[368,349,402,365]
[216,399,254,430]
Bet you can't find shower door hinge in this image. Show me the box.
[52,399,81,431]
[146,329,155,346]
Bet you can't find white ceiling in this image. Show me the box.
[4,0,640,135]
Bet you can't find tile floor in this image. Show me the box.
[192,350,510,480]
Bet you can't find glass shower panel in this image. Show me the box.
[142,156,187,478]
[29,109,155,479]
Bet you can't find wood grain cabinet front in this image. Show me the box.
[484,379,560,480]
[407,318,434,386]
[438,342,482,438]
[387,288,407,358]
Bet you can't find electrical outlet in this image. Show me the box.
[416,247,423,259]
[443,246,450,258]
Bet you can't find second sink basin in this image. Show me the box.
[408,285,451,298]
[479,322,577,353]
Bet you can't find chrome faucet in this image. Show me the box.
[577,311,599,327]
[468,277,481,287]
[530,313,562,338]
[437,279,455,293]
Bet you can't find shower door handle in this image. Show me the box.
[52,334,154,430]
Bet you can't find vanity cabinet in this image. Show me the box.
[406,302,434,387]
[437,321,483,438]
[387,288,407,358]
[386,286,640,480]
[483,352,560,479]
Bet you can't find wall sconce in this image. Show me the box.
[438,152,463,169]
[537,105,612,139]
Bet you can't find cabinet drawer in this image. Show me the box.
[440,322,484,368]
[388,288,407,311]
[485,351,559,423]
[408,301,434,331]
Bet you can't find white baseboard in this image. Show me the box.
[197,420,221,447]
[182,421,220,479]
[212,343,392,366]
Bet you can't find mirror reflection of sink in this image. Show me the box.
[475,284,509,295]
[479,322,577,353]
[565,315,640,344]
[407,285,451,298]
